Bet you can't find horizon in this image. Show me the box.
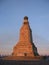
[0,0,49,55]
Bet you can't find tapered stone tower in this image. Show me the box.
[12,16,38,56]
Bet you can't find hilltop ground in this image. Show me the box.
[0,56,49,65]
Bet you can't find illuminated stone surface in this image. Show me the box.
[12,16,38,56]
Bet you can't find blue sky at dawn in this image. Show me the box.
[0,0,49,55]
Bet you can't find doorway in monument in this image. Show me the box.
[24,53,27,56]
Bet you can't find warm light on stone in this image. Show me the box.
[12,16,39,56]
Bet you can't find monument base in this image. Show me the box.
[2,56,43,60]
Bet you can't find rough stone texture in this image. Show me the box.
[12,16,38,56]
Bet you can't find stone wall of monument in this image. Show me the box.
[12,16,38,56]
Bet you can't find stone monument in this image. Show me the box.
[12,16,38,57]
